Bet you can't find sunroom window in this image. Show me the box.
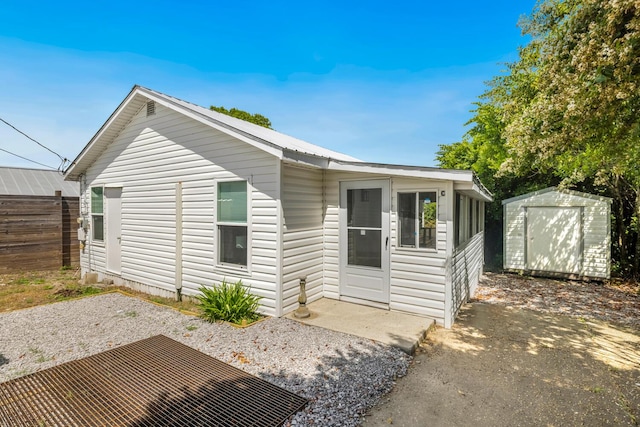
[217,181,248,267]
[91,187,104,241]
[398,191,437,249]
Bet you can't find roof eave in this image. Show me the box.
[64,85,144,181]
[327,160,493,201]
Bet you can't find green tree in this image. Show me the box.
[210,106,272,129]
[439,0,640,275]
[503,0,640,276]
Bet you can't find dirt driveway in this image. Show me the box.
[364,277,640,426]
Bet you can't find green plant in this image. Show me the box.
[196,280,262,325]
[186,324,198,331]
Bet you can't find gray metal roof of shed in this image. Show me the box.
[0,167,79,197]
[501,186,612,205]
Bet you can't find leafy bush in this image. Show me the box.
[196,280,262,325]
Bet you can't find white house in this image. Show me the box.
[64,85,492,327]
[503,187,611,279]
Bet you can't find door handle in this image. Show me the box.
[385,237,389,249]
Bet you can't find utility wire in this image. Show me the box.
[0,147,57,170]
[0,117,70,170]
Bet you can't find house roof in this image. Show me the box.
[501,187,612,205]
[64,85,360,181]
[0,167,79,197]
[63,85,492,201]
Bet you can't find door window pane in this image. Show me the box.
[347,188,382,228]
[348,229,381,268]
[218,181,247,223]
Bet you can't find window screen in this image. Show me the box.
[91,187,104,241]
[217,181,248,267]
[398,191,437,249]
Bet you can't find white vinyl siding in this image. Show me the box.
[80,103,280,315]
[281,165,325,314]
[503,189,611,279]
[391,178,449,325]
[447,232,484,327]
[323,174,455,325]
[323,171,371,299]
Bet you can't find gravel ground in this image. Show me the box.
[0,292,410,426]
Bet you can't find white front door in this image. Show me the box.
[339,180,390,303]
[105,187,122,274]
[527,206,582,274]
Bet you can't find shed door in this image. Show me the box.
[339,180,390,303]
[527,207,582,274]
[105,187,122,274]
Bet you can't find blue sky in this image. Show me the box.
[0,1,535,170]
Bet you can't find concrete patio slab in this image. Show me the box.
[285,298,435,354]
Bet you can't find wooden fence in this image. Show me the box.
[0,193,80,272]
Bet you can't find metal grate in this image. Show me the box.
[0,335,307,426]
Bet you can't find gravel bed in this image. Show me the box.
[0,293,410,426]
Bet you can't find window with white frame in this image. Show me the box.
[91,186,104,241]
[398,191,437,249]
[454,194,485,248]
[217,181,248,267]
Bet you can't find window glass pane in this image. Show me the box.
[347,229,381,267]
[93,215,104,241]
[398,193,416,247]
[347,188,381,228]
[454,193,461,247]
[419,192,437,249]
[468,198,473,237]
[218,181,247,223]
[218,225,247,266]
[91,187,103,214]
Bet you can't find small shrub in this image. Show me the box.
[196,280,262,325]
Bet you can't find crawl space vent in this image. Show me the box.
[146,100,156,116]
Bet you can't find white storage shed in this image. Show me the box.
[503,187,611,279]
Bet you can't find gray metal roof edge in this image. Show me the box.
[65,85,361,180]
[329,159,493,199]
[330,159,472,175]
[136,86,361,162]
[64,84,142,180]
[501,186,612,205]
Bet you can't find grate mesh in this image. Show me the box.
[0,335,307,426]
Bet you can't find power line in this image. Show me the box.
[0,147,57,170]
[0,117,70,170]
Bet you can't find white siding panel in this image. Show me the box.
[281,165,324,314]
[448,232,484,326]
[323,172,452,324]
[81,102,280,316]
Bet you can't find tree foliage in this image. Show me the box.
[438,0,640,276]
[209,105,273,129]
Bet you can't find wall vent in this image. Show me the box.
[146,100,156,117]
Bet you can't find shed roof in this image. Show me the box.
[63,85,492,201]
[0,167,79,197]
[501,187,612,205]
